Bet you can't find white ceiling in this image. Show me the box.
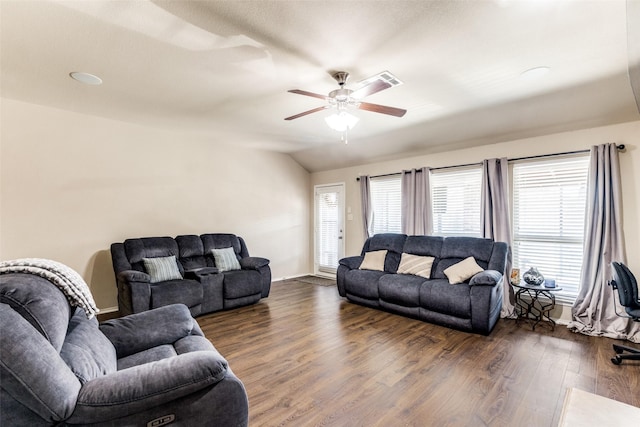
[2,0,639,172]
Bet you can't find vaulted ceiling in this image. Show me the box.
[2,0,639,172]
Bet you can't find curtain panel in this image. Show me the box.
[481,158,516,318]
[569,143,639,343]
[401,167,432,235]
[359,175,372,239]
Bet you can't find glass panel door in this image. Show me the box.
[314,184,345,276]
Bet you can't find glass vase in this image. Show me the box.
[523,267,544,286]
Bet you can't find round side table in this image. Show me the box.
[512,282,563,330]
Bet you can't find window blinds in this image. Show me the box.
[430,167,482,237]
[316,190,339,272]
[369,175,402,235]
[512,155,590,302]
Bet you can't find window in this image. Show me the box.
[430,167,482,237]
[512,156,590,303]
[369,175,402,235]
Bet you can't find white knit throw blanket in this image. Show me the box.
[0,258,99,319]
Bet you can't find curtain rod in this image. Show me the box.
[355,144,625,181]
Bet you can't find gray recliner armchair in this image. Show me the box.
[0,273,248,426]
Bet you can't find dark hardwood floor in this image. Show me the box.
[197,278,640,427]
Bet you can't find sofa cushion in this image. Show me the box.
[124,237,182,274]
[201,234,242,255]
[402,235,444,257]
[60,309,117,385]
[365,233,407,253]
[397,253,434,279]
[440,237,494,263]
[99,304,195,358]
[175,235,208,271]
[420,279,472,318]
[469,269,502,286]
[379,274,425,307]
[344,270,385,299]
[0,274,71,352]
[117,344,177,371]
[211,247,241,272]
[359,250,387,272]
[444,257,484,284]
[223,270,262,299]
[0,303,81,422]
[143,256,183,283]
[150,279,202,309]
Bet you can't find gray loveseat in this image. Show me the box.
[337,234,508,335]
[111,233,271,316]
[0,273,248,426]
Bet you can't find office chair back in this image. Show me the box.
[611,262,640,320]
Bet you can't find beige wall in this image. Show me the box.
[310,120,640,321]
[1,98,311,311]
[3,95,639,320]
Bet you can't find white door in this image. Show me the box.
[314,184,345,277]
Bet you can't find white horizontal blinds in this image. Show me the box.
[430,167,482,237]
[369,175,402,235]
[317,190,339,272]
[512,155,590,303]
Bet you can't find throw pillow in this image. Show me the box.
[443,256,484,284]
[397,253,435,279]
[143,256,183,283]
[211,247,241,272]
[359,250,387,272]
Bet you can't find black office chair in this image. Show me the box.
[609,262,640,365]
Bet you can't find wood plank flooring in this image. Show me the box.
[197,278,640,427]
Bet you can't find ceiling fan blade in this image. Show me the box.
[288,89,327,100]
[284,106,328,121]
[358,102,407,117]
[351,80,392,99]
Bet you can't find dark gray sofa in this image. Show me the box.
[111,233,271,317]
[0,273,248,426]
[337,234,508,335]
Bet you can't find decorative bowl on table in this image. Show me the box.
[523,267,544,286]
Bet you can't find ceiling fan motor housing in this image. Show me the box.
[332,71,350,86]
[329,88,353,102]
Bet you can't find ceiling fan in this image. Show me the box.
[284,71,407,123]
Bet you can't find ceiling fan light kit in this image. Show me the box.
[285,70,407,141]
[325,111,359,132]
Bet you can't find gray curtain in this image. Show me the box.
[359,175,372,239]
[569,143,638,343]
[481,158,516,319]
[401,167,432,235]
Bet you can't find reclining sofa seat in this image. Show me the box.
[0,273,248,426]
[337,234,508,335]
[111,233,271,317]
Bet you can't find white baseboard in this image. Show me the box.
[98,306,119,314]
[272,273,312,282]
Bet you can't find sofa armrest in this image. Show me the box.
[117,270,151,283]
[240,257,270,270]
[339,256,363,270]
[184,267,219,279]
[469,270,503,286]
[68,351,229,425]
[99,304,195,358]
